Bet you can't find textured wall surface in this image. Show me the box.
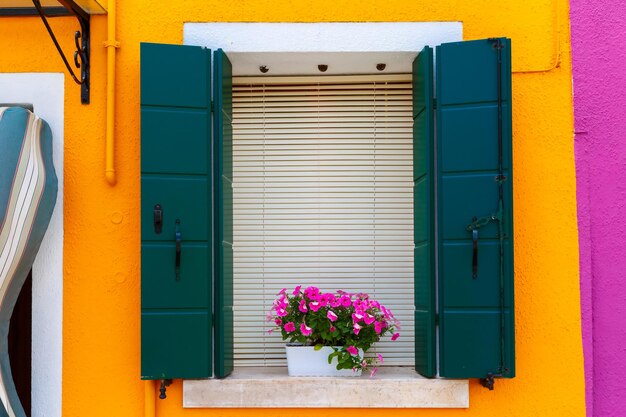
[570,1,626,416]
[0,0,585,416]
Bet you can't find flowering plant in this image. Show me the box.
[268,285,400,374]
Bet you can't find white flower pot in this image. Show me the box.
[285,345,363,377]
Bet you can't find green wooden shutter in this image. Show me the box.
[140,43,213,379]
[436,38,514,379]
[213,49,234,378]
[412,46,436,378]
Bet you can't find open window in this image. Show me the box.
[140,38,514,385]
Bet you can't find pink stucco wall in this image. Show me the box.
[570,1,626,416]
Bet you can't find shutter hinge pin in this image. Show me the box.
[480,373,495,390]
[479,369,509,390]
[432,98,437,109]
[159,379,172,399]
[488,38,505,50]
[210,100,215,113]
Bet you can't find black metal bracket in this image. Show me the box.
[480,374,496,390]
[31,0,90,104]
[159,379,173,400]
[488,37,505,50]
[479,369,510,390]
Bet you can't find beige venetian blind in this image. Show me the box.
[232,74,415,367]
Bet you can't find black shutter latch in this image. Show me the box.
[153,204,163,234]
[466,212,501,279]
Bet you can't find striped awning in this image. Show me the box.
[0,107,57,417]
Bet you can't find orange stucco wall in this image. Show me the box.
[0,0,584,415]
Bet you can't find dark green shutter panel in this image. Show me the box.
[412,46,436,378]
[140,43,212,380]
[436,38,514,379]
[213,49,234,378]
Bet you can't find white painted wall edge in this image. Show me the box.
[184,22,463,75]
[0,73,64,417]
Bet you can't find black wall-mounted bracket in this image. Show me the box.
[480,373,496,390]
[31,0,90,104]
[159,379,173,400]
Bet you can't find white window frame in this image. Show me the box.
[180,22,467,408]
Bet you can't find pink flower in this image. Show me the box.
[353,323,362,335]
[370,367,379,377]
[320,293,334,307]
[347,346,358,356]
[364,314,376,325]
[327,310,338,322]
[330,297,342,308]
[304,286,320,299]
[284,322,296,332]
[340,295,352,307]
[329,325,336,332]
[377,353,384,364]
[267,329,273,334]
[265,311,274,322]
[274,295,287,309]
[277,288,287,295]
[298,299,308,313]
[309,301,321,312]
[374,321,384,334]
[292,285,302,295]
[275,318,282,326]
[300,322,313,336]
[391,333,400,341]
[276,307,287,317]
[352,313,364,323]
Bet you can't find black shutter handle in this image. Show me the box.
[175,219,182,281]
[153,204,163,234]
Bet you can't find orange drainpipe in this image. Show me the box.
[104,0,119,185]
[145,380,156,417]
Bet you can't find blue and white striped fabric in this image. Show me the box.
[0,107,58,417]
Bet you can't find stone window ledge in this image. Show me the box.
[183,367,468,408]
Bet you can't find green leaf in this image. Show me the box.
[314,344,323,351]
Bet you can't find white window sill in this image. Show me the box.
[183,367,468,408]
